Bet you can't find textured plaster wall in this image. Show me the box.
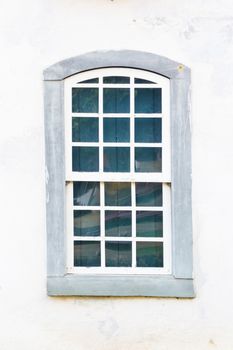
[0,0,233,349]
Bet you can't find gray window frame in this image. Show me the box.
[44,50,194,297]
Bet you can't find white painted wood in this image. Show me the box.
[64,67,171,275]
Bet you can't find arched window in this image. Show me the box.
[44,51,193,297]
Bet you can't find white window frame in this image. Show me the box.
[65,68,171,275]
[44,50,194,297]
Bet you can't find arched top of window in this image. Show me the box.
[43,50,190,81]
[66,66,167,85]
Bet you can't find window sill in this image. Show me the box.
[47,274,195,298]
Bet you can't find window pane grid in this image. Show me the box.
[71,182,166,269]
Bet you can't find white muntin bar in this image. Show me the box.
[73,236,164,242]
[67,173,166,182]
[72,206,163,211]
[131,182,136,268]
[162,183,172,274]
[72,113,99,117]
[66,182,74,270]
[67,266,167,275]
[70,143,162,153]
[100,182,105,267]
[99,76,103,173]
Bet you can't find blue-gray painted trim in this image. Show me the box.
[44,50,193,297]
[44,80,66,276]
[47,275,194,298]
[43,50,186,81]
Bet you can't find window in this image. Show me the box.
[65,68,171,275]
[44,50,194,297]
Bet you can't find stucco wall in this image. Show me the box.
[1,0,233,349]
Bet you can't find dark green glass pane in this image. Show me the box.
[103,76,130,84]
[135,118,161,143]
[136,242,163,267]
[135,147,162,172]
[73,182,100,206]
[136,211,163,237]
[134,78,156,84]
[105,242,132,267]
[105,211,131,237]
[72,147,99,172]
[78,78,99,83]
[72,88,98,113]
[104,147,130,172]
[74,210,100,236]
[105,182,131,206]
[135,88,161,113]
[136,183,162,207]
[103,88,130,113]
[72,117,98,142]
[74,241,100,267]
[104,118,130,142]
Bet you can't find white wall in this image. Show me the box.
[1,0,233,349]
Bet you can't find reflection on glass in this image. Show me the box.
[105,242,132,267]
[135,118,161,143]
[74,210,100,236]
[136,183,162,207]
[74,241,100,266]
[73,182,100,206]
[104,147,130,172]
[103,76,130,84]
[77,78,99,83]
[135,88,161,113]
[105,211,131,237]
[72,147,99,172]
[135,147,162,172]
[103,88,130,113]
[72,117,98,142]
[136,242,163,267]
[105,182,131,206]
[72,88,98,113]
[104,118,130,142]
[134,78,156,84]
[136,211,163,237]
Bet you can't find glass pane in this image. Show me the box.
[72,117,99,142]
[103,76,130,84]
[104,118,130,142]
[136,211,163,237]
[135,118,161,143]
[104,147,130,172]
[135,147,162,172]
[77,78,99,83]
[105,211,131,237]
[72,88,98,113]
[105,242,132,267]
[136,183,162,207]
[136,242,163,267]
[72,147,99,172]
[135,88,161,113]
[105,182,131,206]
[74,210,100,236]
[73,182,100,206]
[74,241,100,267]
[103,88,130,113]
[134,78,156,84]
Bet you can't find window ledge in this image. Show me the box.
[47,275,195,298]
